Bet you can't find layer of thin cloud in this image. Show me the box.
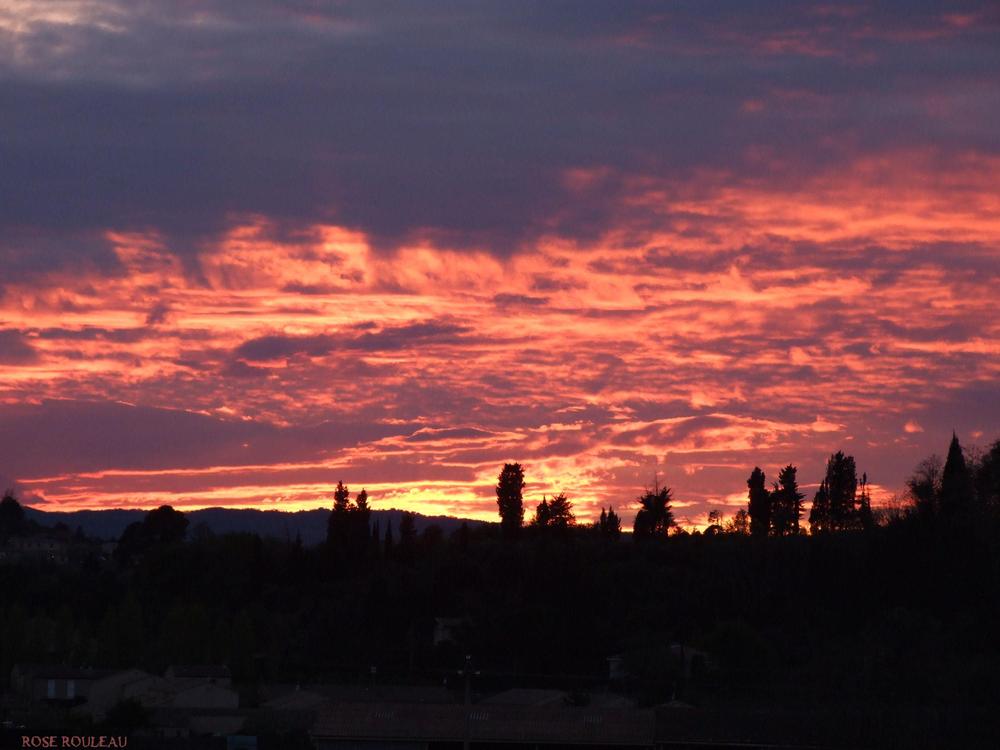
[1,1,998,526]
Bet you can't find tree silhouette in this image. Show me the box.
[770,464,804,536]
[356,488,369,514]
[974,439,1000,510]
[327,480,352,550]
[333,480,351,512]
[725,508,750,535]
[810,452,860,532]
[830,452,859,531]
[858,472,874,531]
[705,509,723,536]
[809,479,831,533]
[633,484,674,539]
[546,493,575,529]
[940,432,974,517]
[597,506,622,540]
[351,488,372,558]
[116,505,188,563]
[906,455,942,517]
[496,463,525,538]
[142,505,189,544]
[0,492,26,538]
[747,467,770,538]
[327,482,373,558]
[532,497,551,527]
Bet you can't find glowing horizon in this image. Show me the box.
[1,2,998,528]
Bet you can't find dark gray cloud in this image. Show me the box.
[233,321,472,360]
[2,0,996,276]
[0,330,40,364]
[0,399,412,475]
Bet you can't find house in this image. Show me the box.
[80,667,239,721]
[311,701,656,749]
[481,688,567,707]
[10,665,111,704]
[80,669,163,720]
[483,688,635,711]
[0,536,70,565]
[161,678,239,710]
[165,664,232,688]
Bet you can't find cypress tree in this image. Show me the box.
[940,432,974,517]
[747,467,770,537]
[771,464,804,536]
[809,479,831,533]
[496,463,526,538]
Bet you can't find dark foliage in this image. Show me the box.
[596,506,622,540]
[633,484,674,539]
[770,465,804,536]
[3,440,999,748]
[809,451,863,533]
[0,491,27,538]
[747,467,770,538]
[532,493,575,533]
[115,504,188,564]
[496,463,525,538]
[940,433,974,517]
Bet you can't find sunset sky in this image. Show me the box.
[1,1,998,527]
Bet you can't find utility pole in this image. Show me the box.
[459,653,479,750]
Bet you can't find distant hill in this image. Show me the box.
[22,506,489,545]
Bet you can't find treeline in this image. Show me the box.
[485,432,999,539]
[1,433,999,748]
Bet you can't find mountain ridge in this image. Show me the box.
[22,506,489,545]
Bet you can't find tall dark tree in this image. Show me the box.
[333,481,351,512]
[596,506,622,540]
[809,479,831,534]
[940,432,974,517]
[771,464,804,536]
[355,488,369,514]
[327,480,352,549]
[809,451,860,532]
[747,467,770,538]
[496,463,525,537]
[532,497,551,527]
[828,452,859,530]
[633,484,674,539]
[327,481,373,558]
[350,488,372,558]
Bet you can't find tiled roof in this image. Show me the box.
[13,664,113,680]
[166,665,231,679]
